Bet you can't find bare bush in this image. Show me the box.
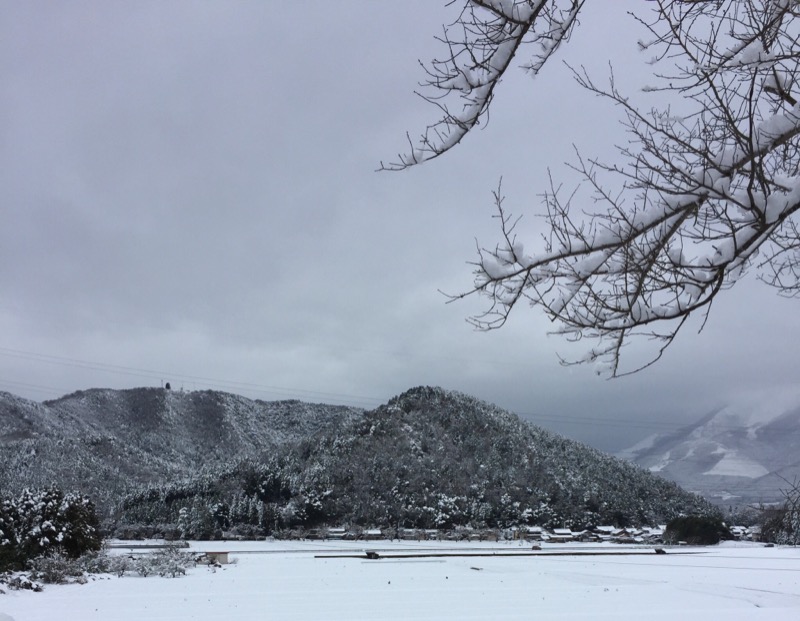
[761,478,800,544]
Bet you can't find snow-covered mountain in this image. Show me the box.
[0,387,362,510]
[618,387,800,507]
[0,386,715,530]
[119,386,714,533]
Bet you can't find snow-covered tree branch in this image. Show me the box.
[380,0,584,170]
[391,0,800,376]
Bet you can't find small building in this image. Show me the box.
[508,526,540,541]
[206,551,229,564]
[641,526,664,542]
[611,528,643,544]
[522,526,544,541]
[550,528,575,543]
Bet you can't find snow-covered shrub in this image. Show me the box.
[0,488,102,571]
[27,548,118,584]
[133,546,194,578]
[0,572,43,592]
[107,554,133,578]
[27,552,87,584]
[7,545,194,588]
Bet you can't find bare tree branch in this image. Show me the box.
[380,1,585,171]
[395,0,800,376]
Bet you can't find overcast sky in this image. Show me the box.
[2,1,799,452]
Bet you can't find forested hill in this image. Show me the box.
[0,387,362,509]
[1,386,715,533]
[116,387,716,535]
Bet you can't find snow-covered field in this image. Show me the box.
[2,540,799,620]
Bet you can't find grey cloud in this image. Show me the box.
[1,1,797,453]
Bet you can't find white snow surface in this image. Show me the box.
[616,433,659,461]
[648,450,672,473]
[2,540,799,620]
[703,450,771,479]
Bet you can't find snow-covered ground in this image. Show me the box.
[2,540,799,620]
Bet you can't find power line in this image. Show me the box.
[0,346,386,408]
[0,378,67,397]
[1,346,796,436]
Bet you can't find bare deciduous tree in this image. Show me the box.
[761,476,800,543]
[387,0,800,376]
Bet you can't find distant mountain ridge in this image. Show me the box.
[619,387,800,506]
[0,387,362,509]
[1,386,715,532]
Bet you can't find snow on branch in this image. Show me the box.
[441,0,800,376]
[380,0,584,171]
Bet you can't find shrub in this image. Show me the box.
[27,552,88,584]
[664,515,733,545]
[0,572,43,592]
[24,545,195,584]
[107,554,133,577]
[0,488,102,571]
[133,546,195,578]
[26,549,118,584]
